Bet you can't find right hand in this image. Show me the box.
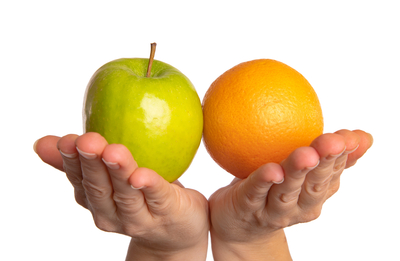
[34,132,209,260]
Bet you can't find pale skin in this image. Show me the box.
[35,132,209,261]
[34,129,373,260]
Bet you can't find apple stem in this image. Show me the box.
[146,43,157,77]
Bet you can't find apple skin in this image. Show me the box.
[83,58,203,182]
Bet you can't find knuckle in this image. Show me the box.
[279,188,302,203]
[120,225,147,237]
[66,172,83,188]
[326,183,340,198]
[269,217,292,230]
[305,176,332,195]
[241,193,261,211]
[93,215,118,232]
[331,183,340,194]
[250,209,268,227]
[310,182,329,194]
[301,208,322,222]
[113,192,141,206]
[74,189,88,209]
[333,160,346,172]
[82,179,110,200]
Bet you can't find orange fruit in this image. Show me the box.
[202,59,323,179]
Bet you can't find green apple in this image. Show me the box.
[83,43,203,182]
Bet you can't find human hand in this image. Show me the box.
[208,129,373,261]
[34,132,209,261]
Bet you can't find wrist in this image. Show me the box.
[125,236,208,261]
[210,228,292,261]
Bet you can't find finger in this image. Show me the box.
[235,163,284,211]
[334,129,361,174]
[335,129,360,152]
[57,134,80,177]
[266,147,320,218]
[317,131,356,186]
[75,132,116,219]
[128,167,178,216]
[346,130,373,168]
[324,130,373,199]
[34,135,64,171]
[323,130,361,198]
[101,144,150,221]
[57,134,88,208]
[298,133,346,211]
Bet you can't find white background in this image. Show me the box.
[1,1,399,260]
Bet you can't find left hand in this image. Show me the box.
[208,129,373,260]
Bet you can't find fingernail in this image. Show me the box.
[33,139,38,154]
[305,160,320,171]
[327,147,346,160]
[273,178,284,184]
[60,150,78,159]
[131,185,146,190]
[346,144,359,154]
[102,158,120,170]
[76,147,97,160]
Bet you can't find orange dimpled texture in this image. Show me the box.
[202,59,323,179]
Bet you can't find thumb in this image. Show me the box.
[34,135,64,171]
[129,167,177,215]
[236,163,284,210]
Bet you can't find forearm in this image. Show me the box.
[125,236,208,261]
[210,228,292,261]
